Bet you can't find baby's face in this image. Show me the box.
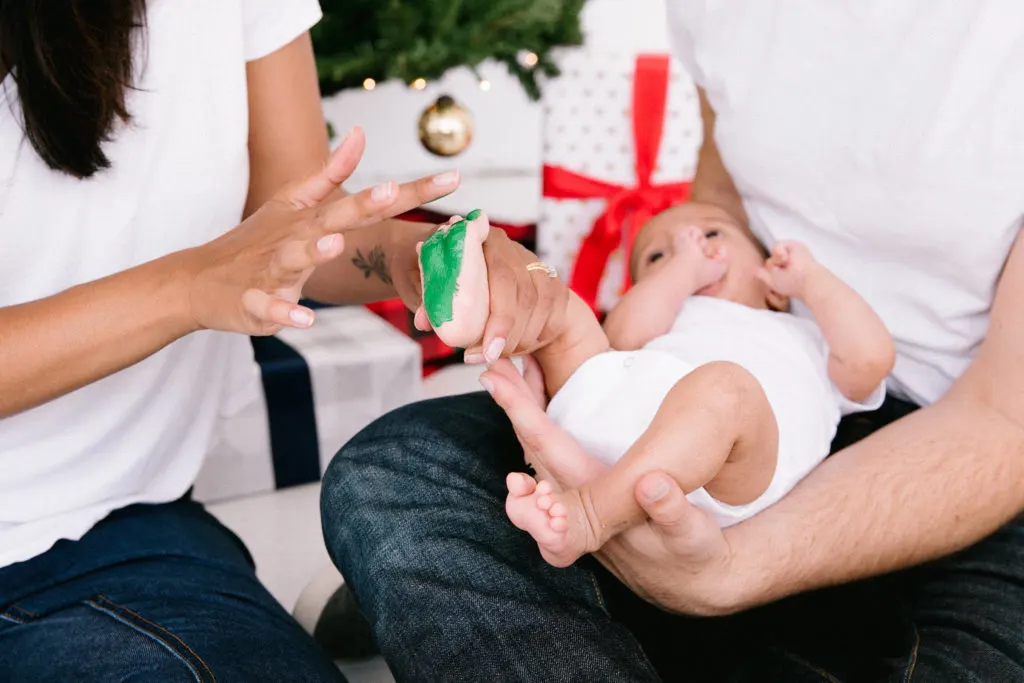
[632,203,775,309]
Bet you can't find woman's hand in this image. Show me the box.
[401,215,572,362]
[181,128,416,335]
[480,358,750,616]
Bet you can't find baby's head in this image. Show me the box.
[630,202,786,310]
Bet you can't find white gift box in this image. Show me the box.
[538,49,703,312]
[193,306,422,503]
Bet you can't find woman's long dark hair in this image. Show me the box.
[0,0,146,178]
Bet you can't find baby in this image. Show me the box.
[418,202,894,568]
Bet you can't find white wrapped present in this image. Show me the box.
[193,306,422,503]
[539,49,702,312]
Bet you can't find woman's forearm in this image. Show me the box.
[303,217,432,305]
[724,396,1024,610]
[0,254,195,417]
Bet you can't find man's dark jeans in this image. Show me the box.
[322,391,1024,682]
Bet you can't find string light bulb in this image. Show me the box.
[412,78,427,90]
[362,78,376,91]
[478,79,491,92]
[523,52,539,67]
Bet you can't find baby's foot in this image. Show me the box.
[417,210,490,348]
[505,473,599,568]
[674,226,727,292]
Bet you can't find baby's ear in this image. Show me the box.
[766,288,790,313]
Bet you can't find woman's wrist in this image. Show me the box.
[158,248,207,336]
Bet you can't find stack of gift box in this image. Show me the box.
[538,49,702,315]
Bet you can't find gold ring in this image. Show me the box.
[525,261,558,278]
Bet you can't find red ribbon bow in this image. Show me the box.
[543,54,691,311]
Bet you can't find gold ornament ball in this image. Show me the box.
[418,95,474,157]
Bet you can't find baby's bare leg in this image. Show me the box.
[528,361,779,568]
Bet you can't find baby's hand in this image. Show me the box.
[758,240,818,298]
[670,226,728,293]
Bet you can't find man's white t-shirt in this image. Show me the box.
[667,1,1024,407]
[0,0,323,568]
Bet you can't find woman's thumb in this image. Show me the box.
[282,127,366,208]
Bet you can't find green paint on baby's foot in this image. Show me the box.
[466,208,481,221]
[420,221,468,327]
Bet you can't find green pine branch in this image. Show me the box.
[312,0,585,101]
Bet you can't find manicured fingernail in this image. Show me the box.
[466,208,481,221]
[290,308,314,327]
[479,376,495,393]
[432,171,459,187]
[370,182,396,202]
[340,127,355,144]
[485,338,506,363]
[317,234,340,253]
[642,477,671,502]
[464,353,485,364]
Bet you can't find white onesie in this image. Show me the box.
[547,296,884,527]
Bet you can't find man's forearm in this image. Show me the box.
[303,217,430,305]
[726,396,1024,610]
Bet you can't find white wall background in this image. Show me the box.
[323,0,672,223]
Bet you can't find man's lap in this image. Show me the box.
[322,390,1024,682]
[0,497,344,683]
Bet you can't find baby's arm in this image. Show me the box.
[604,228,726,350]
[602,264,692,350]
[761,242,895,403]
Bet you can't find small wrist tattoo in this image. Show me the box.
[352,246,393,286]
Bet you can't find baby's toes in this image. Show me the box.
[506,472,537,498]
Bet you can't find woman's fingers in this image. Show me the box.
[275,233,346,274]
[242,289,315,330]
[311,170,461,237]
[388,170,461,216]
[479,234,536,360]
[282,127,366,209]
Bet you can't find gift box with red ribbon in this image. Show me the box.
[539,51,702,313]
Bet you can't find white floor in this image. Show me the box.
[206,362,488,682]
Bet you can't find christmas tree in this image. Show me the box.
[312,0,585,100]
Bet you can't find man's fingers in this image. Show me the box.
[283,127,366,208]
[635,472,717,554]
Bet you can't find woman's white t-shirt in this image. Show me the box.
[667,1,1024,406]
[0,0,323,567]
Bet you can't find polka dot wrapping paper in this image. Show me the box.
[539,50,703,312]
